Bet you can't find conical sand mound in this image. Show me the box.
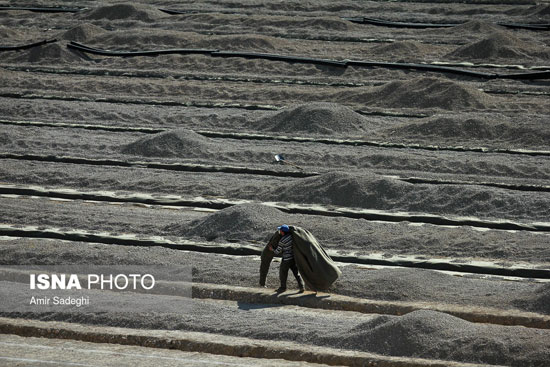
[367,77,492,110]
[60,23,106,42]
[181,204,286,241]
[82,3,165,22]
[274,172,413,209]
[447,20,504,34]
[448,31,540,60]
[256,102,368,135]
[121,129,212,158]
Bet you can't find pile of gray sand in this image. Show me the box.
[444,20,503,35]
[448,31,549,61]
[272,172,413,210]
[374,77,492,109]
[171,204,286,241]
[81,3,165,22]
[341,77,493,110]
[121,129,213,158]
[23,43,84,63]
[337,310,550,366]
[255,102,369,135]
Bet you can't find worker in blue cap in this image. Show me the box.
[268,224,305,293]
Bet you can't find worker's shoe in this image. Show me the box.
[276,287,286,293]
[298,287,305,294]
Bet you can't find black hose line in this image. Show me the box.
[0,6,82,13]
[67,41,217,57]
[344,17,550,31]
[0,39,57,51]
[66,41,549,80]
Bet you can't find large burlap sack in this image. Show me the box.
[290,226,341,291]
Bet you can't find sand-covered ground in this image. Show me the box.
[1,1,550,366]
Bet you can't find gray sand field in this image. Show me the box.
[1,1,549,366]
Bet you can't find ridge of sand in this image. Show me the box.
[256,102,369,135]
[23,43,84,63]
[386,115,550,146]
[121,129,213,158]
[356,77,493,110]
[338,309,549,365]
[176,204,285,241]
[446,20,504,34]
[448,31,545,60]
[81,3,165,22]
[270,171,550,220]
[274,172,412,209]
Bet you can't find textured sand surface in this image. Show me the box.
[1,1,549,366]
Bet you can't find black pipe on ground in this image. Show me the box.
[0,39,57,51]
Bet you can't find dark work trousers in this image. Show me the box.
[280,259,305,290]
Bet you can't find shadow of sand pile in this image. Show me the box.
[19,43,85,63]
[340,77,494,110]
[255,102,370,135]
[336,310,550,365]
[121,129,215,158]
[514,283,550,315]
[382,115,550,148]
[270,172,550,220]
[60,24,107,42]
[169,203,287,241]
[80,3,166,23]
[448,30,550,61]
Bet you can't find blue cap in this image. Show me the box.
[278,225,290,233]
